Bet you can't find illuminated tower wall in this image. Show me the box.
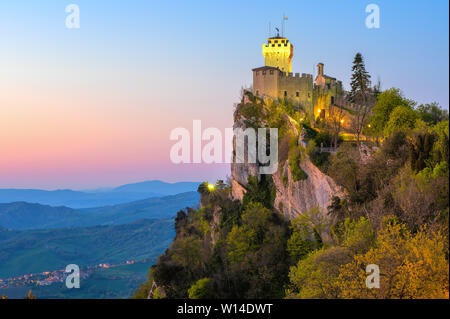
[262,37,293,73]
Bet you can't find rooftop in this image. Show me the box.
[252,66,280,72]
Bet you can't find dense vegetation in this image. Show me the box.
[134,178,292,299]
[135,54,449,299]
[136,104,448,299]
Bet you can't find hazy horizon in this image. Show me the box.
[0,178,204,192]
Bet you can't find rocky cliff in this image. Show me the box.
[231,101,345,219]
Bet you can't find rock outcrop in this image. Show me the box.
[232,155,344,219]
[231,113,345,219]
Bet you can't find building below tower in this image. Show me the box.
[252,35,350,127]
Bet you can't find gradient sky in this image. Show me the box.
[0,0,448,190]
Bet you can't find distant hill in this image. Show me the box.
[0,192,200,230]
[0,189,161,209]
[0,180,200,208]
[0,219,175,278]
[83,191,201,223]
[111,180,200,195]
[0,202,87,230]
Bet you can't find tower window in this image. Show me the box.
[296,92,299,97]
[270,70,274,75]
[284,91,288,97]
[262,71,266,75]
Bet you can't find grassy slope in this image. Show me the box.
[0,219,174,278]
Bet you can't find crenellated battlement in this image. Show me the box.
[253,35,344,124]
[277,72,314,79]
[262,36,293,73]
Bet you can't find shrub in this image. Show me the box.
[242,175,276,209]
[188,278,213,299]
[314,131,333,147]
[289,151,308,181]
[306,140,330,172]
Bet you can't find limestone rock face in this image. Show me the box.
[273,157,345,218]
[231,116,344,219]
[232,155,344,219]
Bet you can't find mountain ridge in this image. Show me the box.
[0,180,201,208]
[0,192,200,230]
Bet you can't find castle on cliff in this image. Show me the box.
[251,33,347,125]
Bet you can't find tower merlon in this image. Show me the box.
[262,36,293,73]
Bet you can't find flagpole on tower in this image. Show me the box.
[282,14,288,37]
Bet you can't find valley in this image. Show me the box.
[0,181,200,298]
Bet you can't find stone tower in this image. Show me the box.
[262,36,293,73]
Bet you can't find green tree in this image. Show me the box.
[416,102,449,125]
[286,246,353,299]
[370,88,412,136]
[384,105,418,136]
[431,121,449,165]
[242,175,276,209]
[188,278,212,299]
[287,211,324,263]
[349,53,371,103]
[348,53,375,145]
[338,217,375,254]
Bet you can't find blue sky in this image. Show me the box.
[0,0,448,189]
